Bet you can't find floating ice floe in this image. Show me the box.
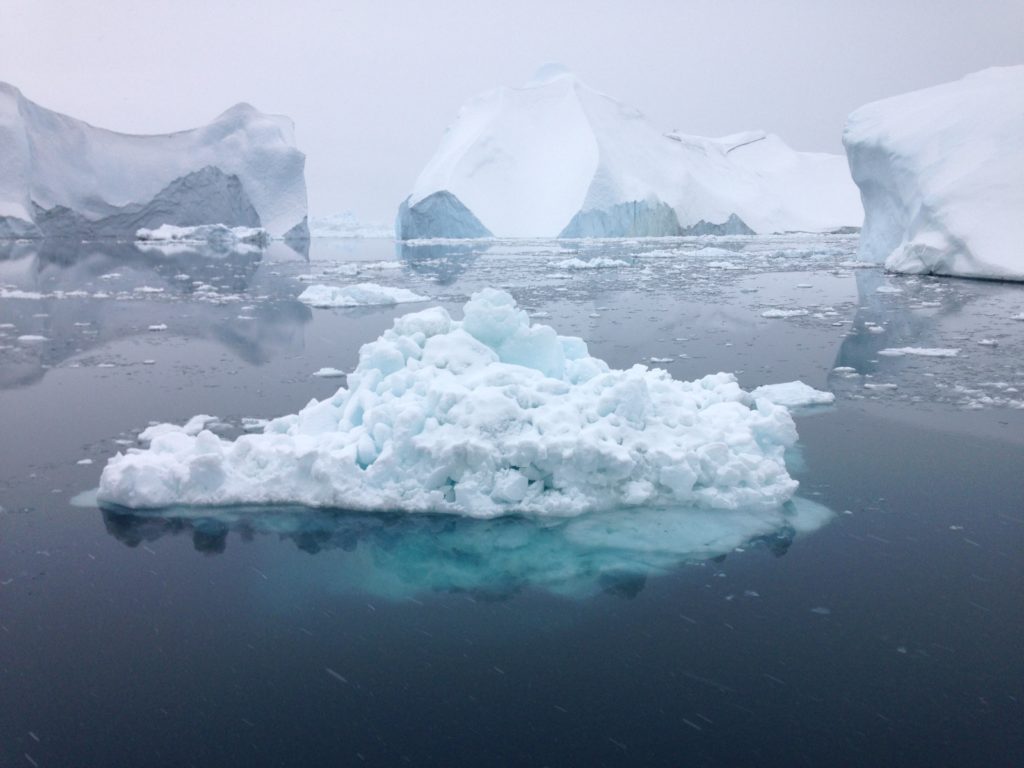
[761,308,809,319]
[311,367,346,378]
[552,257,630,270]
[98,289,808,516]
[750,382,835,408]
[877,347,960,358]
[136,224,269,247]
[298,283,428,308]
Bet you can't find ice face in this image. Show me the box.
[844,66,1024,281]
[98,288,804,516]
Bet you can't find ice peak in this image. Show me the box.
[524,63,575,88]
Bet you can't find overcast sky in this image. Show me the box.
[2,0,1021,222]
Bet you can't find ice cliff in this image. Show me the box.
[99,288,803,516]
[0,82,308,240]
[396,65,861,239]
[844,66,1024,281]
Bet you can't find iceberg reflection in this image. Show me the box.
[99,498,833,599]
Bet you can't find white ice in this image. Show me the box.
[98,289,808,516]
[298,283,429,308]
[399,66,861,238]
[877,347,960,358]
[844,66,1024,281]
[750,382,835,407]
[136,224,269,246]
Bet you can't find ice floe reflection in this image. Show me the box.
[99,497,833,599]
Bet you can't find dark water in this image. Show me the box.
[1,236,1022,766]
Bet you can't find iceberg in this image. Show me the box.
[98,288,805,516]
[0,82,308,240]
[844,66,1024,281]
[396,65,861,239]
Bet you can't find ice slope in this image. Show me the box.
[98,288,804,516]
[0,82,308,239]
[844,66,1024,281]
[397,65,861,239]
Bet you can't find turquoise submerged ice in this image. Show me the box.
[98,289,801,516]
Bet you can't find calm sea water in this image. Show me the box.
[1,236,1022,766]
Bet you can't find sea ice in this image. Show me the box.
[136,224,269,246]
[750,382,835,407]
[553,257,630,270]
[311,367,346,378]
[877,347,960,358]
[761,309,809,319]
[298,283,428,308]
[98,289,807,516]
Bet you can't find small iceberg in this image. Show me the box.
[98,289,809,516]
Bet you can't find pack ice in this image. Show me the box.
[844,66,1024,281]
[0,82,308,240]
[98,289,804,516]
[397,65,861,239]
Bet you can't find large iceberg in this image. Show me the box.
[844,66,1024,281]
[98,288,803,516]
[0,82,308,240]
[396,65,861,239]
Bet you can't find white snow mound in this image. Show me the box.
[97,289,804,516]
[844,66,1024,280]
[398,67,861,238]
[0,82,308,239]
[298,283,428,308]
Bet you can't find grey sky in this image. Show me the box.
[2,0,1021,222]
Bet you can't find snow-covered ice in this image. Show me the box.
[0,82,308,239]
[750,382,835,408]
[311,367,346,378]
[553,257,630,270]
[844,66,1024,281]
[298,283,429,308]
[877,347,960,358]
[397,66,861,239]
[761,309,809,319]
[136,224,269,247]
[138,415,218,443]
[97,289,809,515]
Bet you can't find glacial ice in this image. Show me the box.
[298,283,429,308]
[97,289,806,515]
[749,382,834,408]
[397,67,861,239]
[844,66,1024,281]
[0,82,308,239]
[136,224,268,247]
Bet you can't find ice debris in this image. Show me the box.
[98,289,806,516]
